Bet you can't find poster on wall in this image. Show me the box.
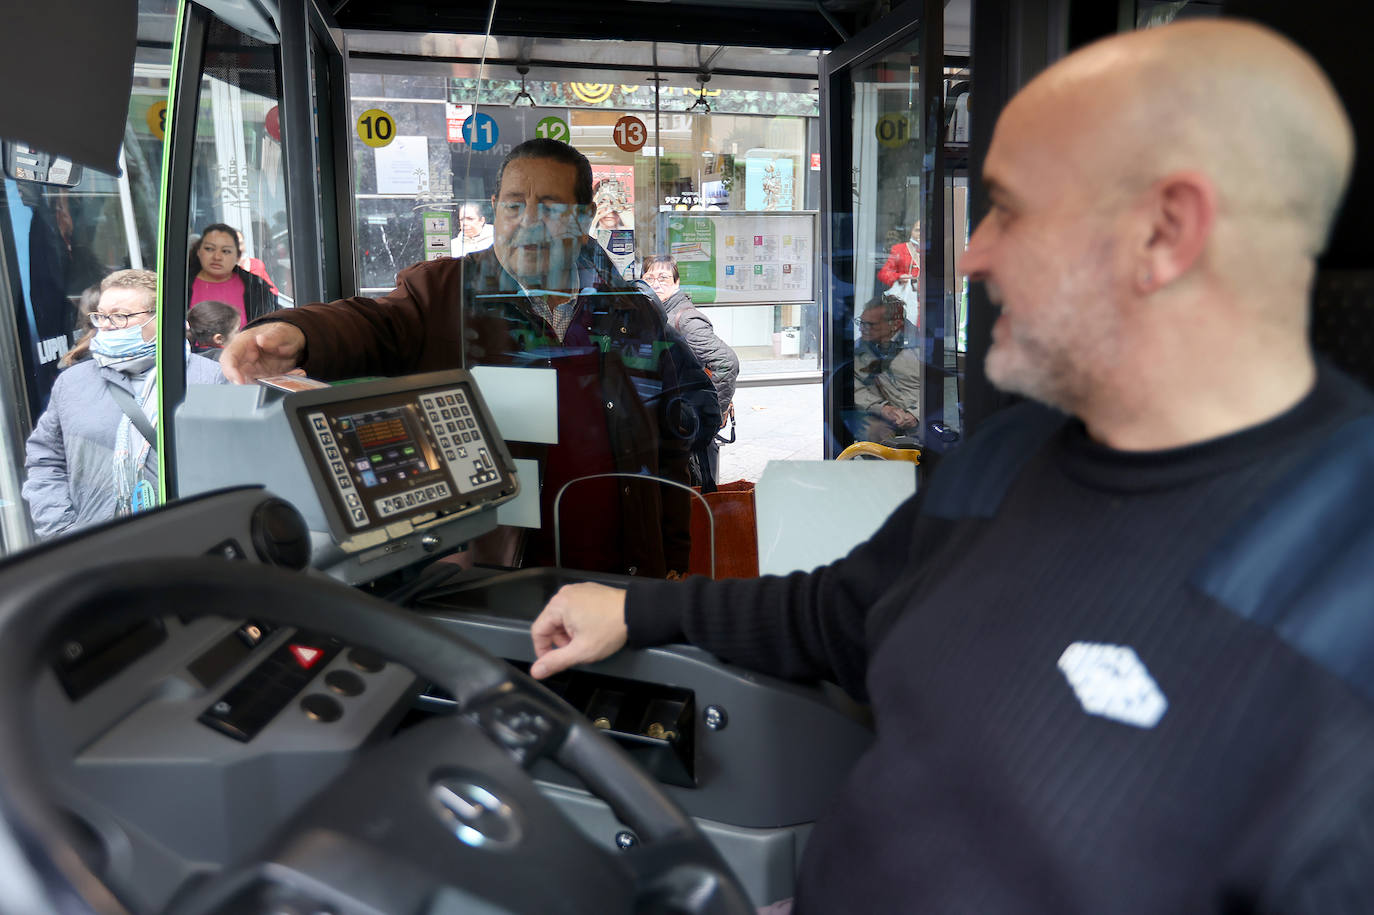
[591,164,636,276]
[375,136,430,194]
[744,156,795,211]
[668,217,717,301]
[445,103,472,143]
[422,211,451,261]
[666,212,815,305]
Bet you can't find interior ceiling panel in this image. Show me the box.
[331,0,883,50]
[346,33,824,81]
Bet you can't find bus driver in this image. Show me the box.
[528,20,1374,914]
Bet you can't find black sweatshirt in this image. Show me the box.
[625,364,1374,913]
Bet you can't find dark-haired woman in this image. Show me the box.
[188,223,278,328]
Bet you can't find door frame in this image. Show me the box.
[817,0,944,462]
[157,0,356,499]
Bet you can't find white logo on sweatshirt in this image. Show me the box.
[1057,642,1167,729]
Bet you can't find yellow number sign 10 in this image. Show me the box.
[357,108,396,148]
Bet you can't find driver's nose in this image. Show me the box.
[962,218,992,282]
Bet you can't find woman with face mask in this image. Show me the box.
[188,222,279,328]
[21,270,227,540]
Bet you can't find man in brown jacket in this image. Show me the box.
[222,138,701,577]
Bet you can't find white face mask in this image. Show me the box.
[91,324,156,361]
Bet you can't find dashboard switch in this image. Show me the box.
[325,670,365,697]
[236,620,275,649]
[474,697,564,763]
[300,694,343,723]
[289,645,325,669]
[347,647,386,673]
[198,637,340,742]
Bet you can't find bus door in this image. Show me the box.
[158,0,355,496]
[819,0,961,470]
[0,0,174,554]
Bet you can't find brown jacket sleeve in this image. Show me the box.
[249,257,481,380]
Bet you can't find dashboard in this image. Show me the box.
[16,489,420,910]
[8,488,873,911]
[0,371,874,911]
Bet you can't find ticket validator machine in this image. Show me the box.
[178,371,519,583]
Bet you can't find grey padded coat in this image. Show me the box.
[23,354,225,539]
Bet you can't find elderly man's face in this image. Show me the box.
[857,306,898,343]
[491,157,585,289]
[961,95,1129,412]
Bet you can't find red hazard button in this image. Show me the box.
[289,645,324,669]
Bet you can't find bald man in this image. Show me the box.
[528,20,1374,913]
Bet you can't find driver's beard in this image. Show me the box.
[986,334,1079,413]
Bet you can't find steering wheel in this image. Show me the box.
[0,557,754,914]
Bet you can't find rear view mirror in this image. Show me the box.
[3,140,83,188]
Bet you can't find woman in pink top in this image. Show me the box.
[188,223,278,328]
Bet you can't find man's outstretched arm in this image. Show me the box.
[224,257,473,384]
[220,322,307,384]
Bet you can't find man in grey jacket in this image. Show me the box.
[642,255,740,483]
[23,269,225,539]
[851,293,921,442]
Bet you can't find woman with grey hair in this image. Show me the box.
[23,269,226,539]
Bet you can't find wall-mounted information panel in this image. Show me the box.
[661,211,818,305]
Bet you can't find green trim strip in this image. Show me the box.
[153,0,189,507]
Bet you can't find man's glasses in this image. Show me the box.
[494,201,592,221]
[89,310,154,329]
[854,318,886,329]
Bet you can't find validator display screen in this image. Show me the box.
[335,406,438,490]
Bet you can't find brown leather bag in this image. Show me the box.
[686,481,759,579]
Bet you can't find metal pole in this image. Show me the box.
[279,0,326,306]
[115,148,144,270]
[653,42,662,251]
[918,0,945,469]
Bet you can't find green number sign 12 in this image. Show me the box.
[536,116,570,142]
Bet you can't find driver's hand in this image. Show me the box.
[221,322,307,384]
[530,583,628,679]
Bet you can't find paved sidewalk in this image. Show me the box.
[717,382,824,484]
